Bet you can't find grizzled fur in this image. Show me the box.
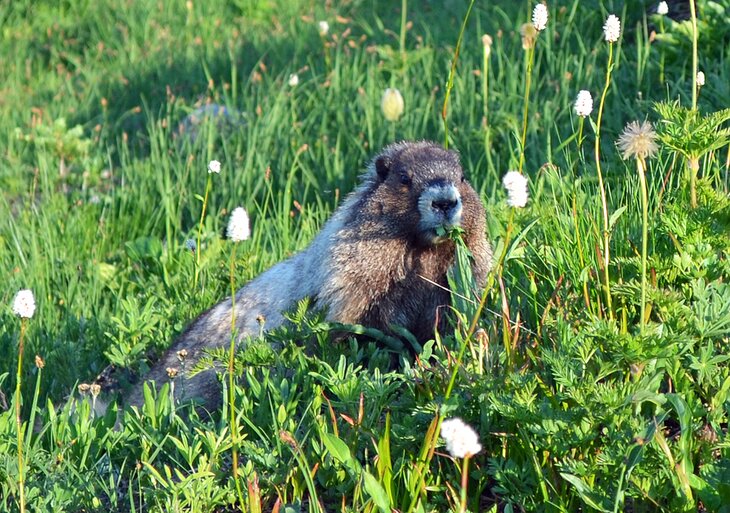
[127,141,492,410]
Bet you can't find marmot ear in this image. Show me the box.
[375,155,391,181]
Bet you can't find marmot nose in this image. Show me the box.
[432,198,458,213]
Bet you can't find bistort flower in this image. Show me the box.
[502,171,529,208]
[227,207,251,242]
[532,3,548,31]
[617,120,658,161]
[381,88,404,122]
[208,160,221,174]
[603,14,621,43]
[13,289,35,319]
[657,1,669,15]
[441,418,482,458]
[574,90,593,117]
[288,73,299,87]
[696,71,705,87]
[318,20,329,36]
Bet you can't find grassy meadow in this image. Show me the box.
[2,0,730,511]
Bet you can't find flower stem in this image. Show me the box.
[637,157,648,335]
[194,174,213,290]
[594,42,615,319]
[458,455,471,513]
[228,243,245,507]
[518,45,535,174]
[15,319,27,513]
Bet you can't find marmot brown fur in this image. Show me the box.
[128,141,492,410]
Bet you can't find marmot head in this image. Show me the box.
[368,141,482,246]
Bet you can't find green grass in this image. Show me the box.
[2,0,730,511]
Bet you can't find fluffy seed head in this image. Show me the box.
[657,1,669,15]
[532,3,548,31]
[208,160,221,174]
[502,171,529,208]
[520,23,537,49]
[574,90,593,117]
[381,88,404,122]
[696,71,705,87]
[185,238,196,252]
[617,120,658,161]
[227,207,251,242]
[441,418,482,458]
[13,289,35,319]
[288,73,299,87]
[603,14,621,43]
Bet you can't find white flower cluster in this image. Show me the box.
[13,289,36,319]
[288,73,299,87]
[227,207,251,242]
[208,160,221,174]
[657,1,669,15]
[318,20,329,36]
[603,14,621,43]
[574,90,593,117]
[381,88,404,122]
[532,3,548,31]
[696,71,705,87]
[440,418,482,458]
[503,171,529,208]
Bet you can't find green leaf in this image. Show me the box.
[363,471,391,513]
[560,473,612,512]
[321,432,361,476]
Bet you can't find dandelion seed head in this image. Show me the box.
[208,160,221,174]
[440,418,482,458]
[520,23,537,50]
[574,90,593,117]
[532,3,548,31]
[696,71,705,87]
[502,171,529,208]
[288,73,299,87]
[617,120,658,161]
[603,14,621,43]
[657,1,669,15]
[381,88,404,122]
[13,289,35,319]
[318,20,329,36]
[185,238,197,252]
[227,207,251,242]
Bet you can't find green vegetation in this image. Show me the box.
[2,0,730,511]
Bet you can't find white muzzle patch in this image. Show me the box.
[418,183,463,241]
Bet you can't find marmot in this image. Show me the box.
[128,141,492,410]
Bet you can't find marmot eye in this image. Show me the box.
[400,174,412,186]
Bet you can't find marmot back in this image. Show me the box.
[127,141,492,410]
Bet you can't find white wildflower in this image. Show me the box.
[288,73,299,87]
[13,289,36,319]
[532,3,548,31]
[381,88,404,122]
[502,171,529,208]
[226,207,250,242]
[185,238,196,252]
[208,160,221,174]
[657,1,669,15]
[440,418,482,459]
[574,90,593,117]
[318,20,329,36]
[617,121,658,161]
[603,14,621,43]
[696,71,705,87]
